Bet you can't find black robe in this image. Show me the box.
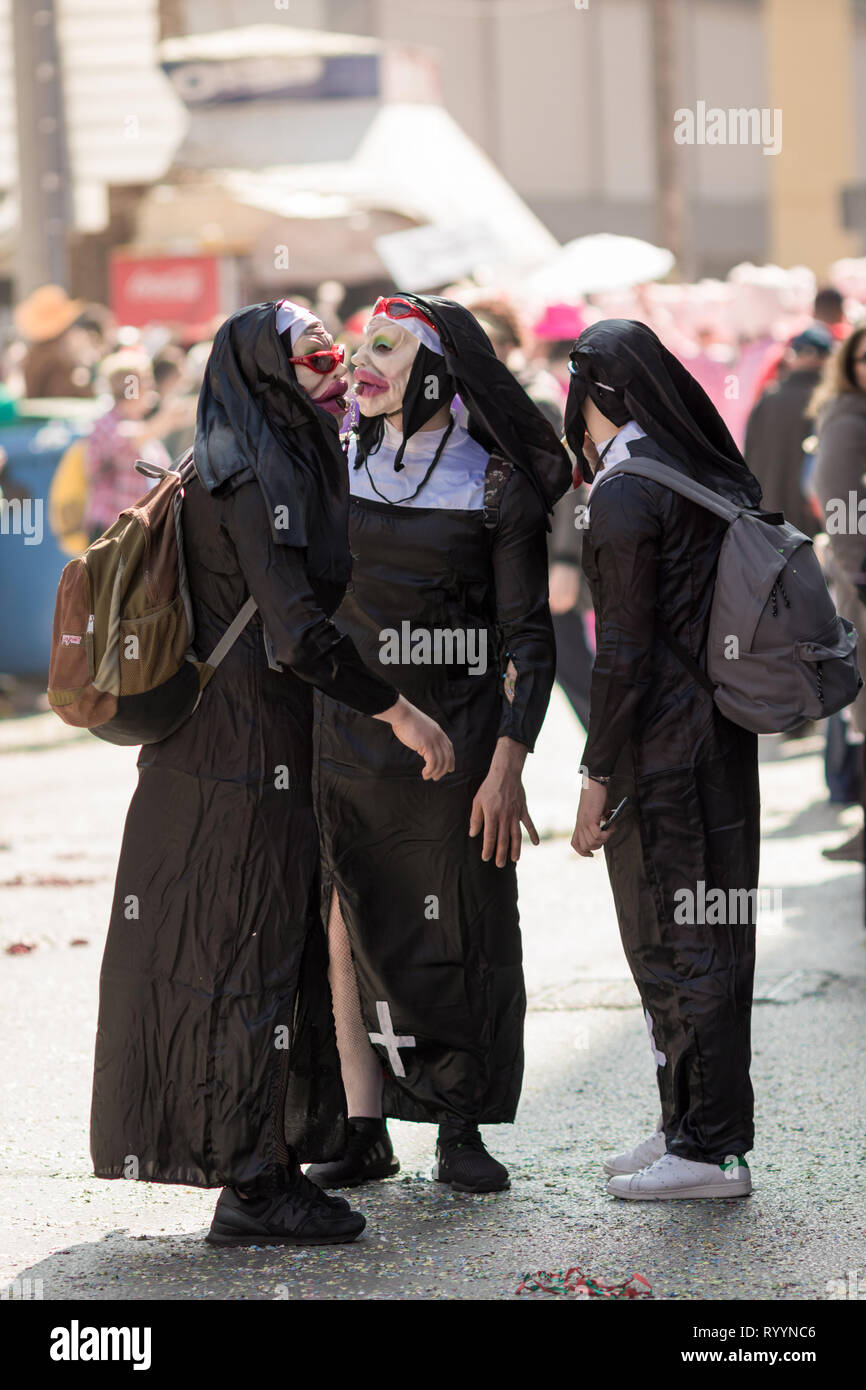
[90,474,396,1187]
[581,436,761,1163]
[314,457,555,1125]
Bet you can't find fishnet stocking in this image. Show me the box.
[327,886,383,1118]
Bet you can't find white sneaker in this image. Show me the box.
[603,1128,667,1177]
[607,1152,752,1200]
[606,1150,750,1206]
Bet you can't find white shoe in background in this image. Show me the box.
[603,1128,667,1176]
[607,1152,752,1200]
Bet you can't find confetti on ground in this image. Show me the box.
[516,1267,653,1298]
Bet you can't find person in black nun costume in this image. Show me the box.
[90,299,453,1248]
[306,294,571,1194]
[566,319,762,1200]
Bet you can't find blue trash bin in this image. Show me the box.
[0,400,101,679]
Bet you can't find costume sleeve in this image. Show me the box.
[492,469,556,751]
[580,475,662,778]
[221,479,398,716]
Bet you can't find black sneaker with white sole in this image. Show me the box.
[305,1117,400,1189]
[432,1123,510,1194]
[205,1171,365,1247]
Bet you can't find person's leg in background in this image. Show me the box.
[552,605,593,730]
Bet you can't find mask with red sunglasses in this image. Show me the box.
[286,342,346,375]
[370,297,443,355]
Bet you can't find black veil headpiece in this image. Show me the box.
[564,318,762,507]
[355,294,571,513]
[194,302,351,588]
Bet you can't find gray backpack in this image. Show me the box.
[616,457,862,734]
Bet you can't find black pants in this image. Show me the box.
[552,607,593,729]
[604,737,759,1163]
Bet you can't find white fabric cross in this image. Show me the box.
[369,1000,416,1078]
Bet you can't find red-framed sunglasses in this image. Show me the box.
[372,296,438,334]
[286,342,346,374]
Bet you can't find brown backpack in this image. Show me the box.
[47,454,256,746]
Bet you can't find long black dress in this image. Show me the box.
[314,437,555,1125]
[581,435,761,1163]
[90,474,396,1187]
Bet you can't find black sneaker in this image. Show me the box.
[432,1123,510,1194]
[305,1117,400,1189]
[205,1172,365,1247]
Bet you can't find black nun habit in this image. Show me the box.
[90,303,397,1187]
[568,319,763,1163]
[314,295,571,1126]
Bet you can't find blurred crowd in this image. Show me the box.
[5,263,866,847]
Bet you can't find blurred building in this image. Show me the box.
[127,22,556,315]
[3,0,866,316]
[174,0,866,279]
[0,0,187,304]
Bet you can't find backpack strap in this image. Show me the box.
[654,617,716,698]
[199,596,259,688]
[614,456,744,523]
[611,457,724,698]
[135,448,197,485]
[177,449,197,485]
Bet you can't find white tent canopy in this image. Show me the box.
[136,102,559,288]
[522,233,675,302]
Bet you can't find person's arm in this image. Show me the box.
[571,474,662,858]
[468,470,553,866]
[578,474,662,779]
[814,412,866,590]
[493,470,558,750]
[220,478,395,714]
[220,479,453,778]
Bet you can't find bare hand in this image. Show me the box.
[375,695,455,780]
[571,778,613,858]
[469,740,539,867]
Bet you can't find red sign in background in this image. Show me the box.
[110,254,221,327]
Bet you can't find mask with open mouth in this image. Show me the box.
[352,307,452,471]
[276,303,349,421]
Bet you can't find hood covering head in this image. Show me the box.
[564,318,762,507]
[274,298,321,348]
[194,301,351,588]
[356,293,571,512]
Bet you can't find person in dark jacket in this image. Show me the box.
[811,323,866,861]
[567,319,762,1201]
[744,325,832,537]
[305,295,571,1195]
[89,301,454,1247]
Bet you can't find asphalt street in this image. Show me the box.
[1,690,864,1301]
